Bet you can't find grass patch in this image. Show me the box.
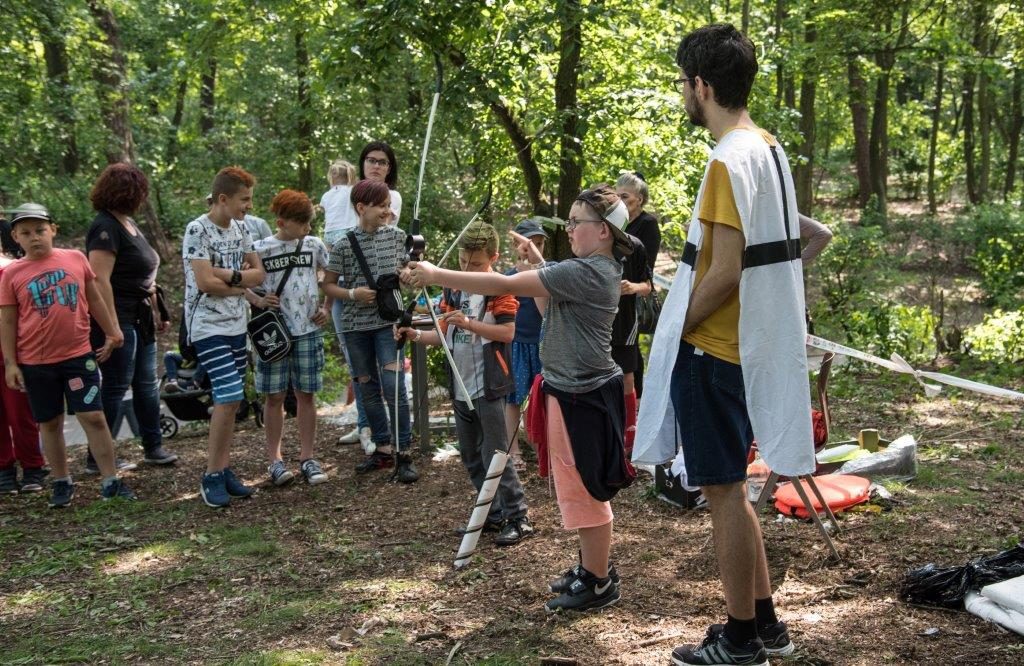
[229,650,329,666]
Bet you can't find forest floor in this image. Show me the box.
[1,361,1022,665]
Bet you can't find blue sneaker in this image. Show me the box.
[50,479,76,508]
[200,472,230,508]
[223,468,254,498]
[101,478,137,501]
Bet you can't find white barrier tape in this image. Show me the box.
[652,268,1023,403]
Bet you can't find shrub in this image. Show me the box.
[964,308,1024,363]
[959,205,1024,308]
[846,303,938,364]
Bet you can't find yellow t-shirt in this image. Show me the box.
[683,128,777,364]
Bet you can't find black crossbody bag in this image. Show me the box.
[347,230,404,321]
[248,238,303,363]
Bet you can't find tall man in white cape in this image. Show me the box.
[634,24,816,666]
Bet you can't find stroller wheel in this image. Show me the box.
[160,415,179,439]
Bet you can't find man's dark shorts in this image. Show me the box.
[670,340,753,486]
[20,353,103,423]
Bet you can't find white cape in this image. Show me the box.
[633,129,816,479]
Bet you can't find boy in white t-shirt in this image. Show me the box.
[246,190,331,487]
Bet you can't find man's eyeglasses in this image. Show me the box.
[365,157,390,168]
[672,77,695,93]
[566,218,604,231]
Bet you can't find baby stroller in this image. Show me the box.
[159,319,295,439]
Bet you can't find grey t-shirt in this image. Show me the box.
[325,225,406,332]
[537,254,622,393]
[182,215,254,343]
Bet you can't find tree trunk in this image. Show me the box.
[1004,68,1022,199]
[868,63,890,225]
[553,0,584,260]
[165,74,188,165]
[295,28,313,193]
[742,0,751,34]
[927,56,945,215]
[200,57,217,136]
[86,0,172,259]
[774,0,786,108]
[847,56,871,207]
[977,31,993,202]
[36,6,78,176]
[795,8,816,214]
[962,66,978,204]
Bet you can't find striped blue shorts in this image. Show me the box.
[193,333,248,405]
[255,330,325,395]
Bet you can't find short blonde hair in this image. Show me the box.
[328,159,357,186]
[459,221,500,256]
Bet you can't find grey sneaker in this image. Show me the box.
[545,567,620,614]
[671,627,768,666]
[300,459,328,485]
[393,453,419,484]
[20,467,49,493]
[101,478,137,501]
[85,457,138,476]
[268,460,294,486]
[50,479,75,508]
[708,621,794,657]
[143,446,179,465]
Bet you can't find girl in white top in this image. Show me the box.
[322,142,403,247]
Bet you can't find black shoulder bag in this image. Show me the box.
[346,230,404,321]
[248,238,303,363]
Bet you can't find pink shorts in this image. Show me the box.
[546,394,613,530]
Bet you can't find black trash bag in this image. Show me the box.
[900,543,1024,609]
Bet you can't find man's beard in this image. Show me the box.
[686,98,707,128]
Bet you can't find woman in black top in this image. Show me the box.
[616,171,660,399]
[85,164,177,470]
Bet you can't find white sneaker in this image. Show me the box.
[359,427,374,454]
[337,428,361,445]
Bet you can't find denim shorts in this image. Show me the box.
[255,330,324,395]
[20,353,103,423]
[670,340,753,486]
[193,333,248,405]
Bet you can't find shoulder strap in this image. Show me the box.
[477,294,491,321]
[346,230,377,289]
[274,237,304,297]
[768,145,795,249]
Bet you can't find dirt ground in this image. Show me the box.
[1,363,1022,665]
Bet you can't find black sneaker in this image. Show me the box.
[393,454,419,483]
[549,562,620,593]
[495,517,534,546]
[356,450,394,474]
[671,627,768,666]
[143,446,179,465]
[50,479,75,508]
[545,567,620,613]
[0,467,18,494]
[84,457,138,475]
[454,519,503,536]
[20,467,48,493]
[708,621,794,657]
[101,478,138,501]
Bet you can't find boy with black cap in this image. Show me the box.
[0,203,136,507]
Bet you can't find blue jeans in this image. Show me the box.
[333,299,368,430]
[344,326,411,450]
[95,324,163,452]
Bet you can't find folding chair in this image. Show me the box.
[754,351,842,559]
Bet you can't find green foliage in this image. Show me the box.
[959,205,1024,308]
[847,303,938,364]
[811,220,885,322]
[964,308,1024,362]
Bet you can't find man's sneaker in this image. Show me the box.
[223,468,254,498]
[101,478,137,501]
[84,457,138,476]
[495,517,534,546]
[671,628,768,666]
[143,446,179,465]
[269,460,294,486]
[300,459,328,485]
[200,472,230,508]
[455,519,503,536]
[545,567,620,613]
[549,562,620,594]
[355,450,394,474]
[0,467,19,494]
[50,479,75,508]
[707,622,794,657]
[337,428,362,445]
[20,467,48,493]
[394,454,419,483]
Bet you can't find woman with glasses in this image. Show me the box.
[323,141,402,449]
